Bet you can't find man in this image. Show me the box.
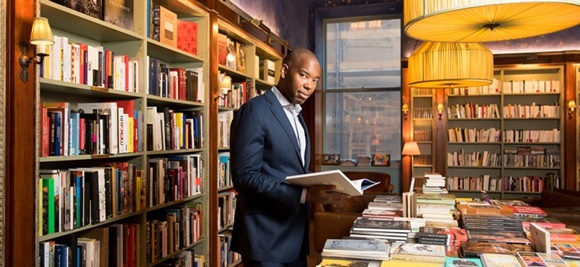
[230,48,348,266]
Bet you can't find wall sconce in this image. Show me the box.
[437,103,444,120]
[19,17,54,82]
[402,103,409,120]
[568,100,576,118]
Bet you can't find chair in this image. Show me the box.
[311,171,394,264]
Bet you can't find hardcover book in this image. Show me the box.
[285,169,380,196]
[390,243,447,263]
[321,238,390,261]
[480,253,522,267]
[460,241,533,257]
[52,0,102,19]
[158,5,177,48]
[351,217,411,233]
[445,257,483,267]
[516,252,569,267]
[177,20,198,55]
[317,258,381,267]
[103,0,134,31]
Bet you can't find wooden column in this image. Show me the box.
[6,0,37,265]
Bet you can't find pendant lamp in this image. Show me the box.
[404,0,580,43]
[408,42,494,88]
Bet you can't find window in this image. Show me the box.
[323,17,402,161]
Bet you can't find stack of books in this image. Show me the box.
[416,226,468,252]
[416,193,457,224]
[421,173,448,194]
[349,217,412,242]
[320,238,391,261]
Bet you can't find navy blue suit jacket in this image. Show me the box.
[230,89,311,262]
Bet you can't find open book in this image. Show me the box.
[285,170,380,196]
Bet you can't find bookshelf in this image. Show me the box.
[213,17,283,267]
[410,87,435,178]
[443,65,564,199]
[37,0,210,266]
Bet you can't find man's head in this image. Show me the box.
[277,48,321,105]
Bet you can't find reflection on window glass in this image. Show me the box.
[323,17,402,161]
[325,91,401,160]
[325,19,401,90]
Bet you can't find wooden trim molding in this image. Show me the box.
[0,0,7,264]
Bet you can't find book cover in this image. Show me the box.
[103,0,134,31]
[351,217,411,233]
[177,20,198,55]
[390,243,446,263]
[480,253,522,267]
[53,0,102,19]
[217,33,228,65]
[285,169,380,196]
[317,258,380,267]
[445,257,483,267]
[460,241,533,257]
[158,5,177,48]
[321,238,390,260]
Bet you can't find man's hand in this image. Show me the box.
[305,184,350,204]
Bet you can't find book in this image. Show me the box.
[352,217,412,233]
[321,238,390,261]
[480,253,522,267]
[516,252,569,267]
[177,20,198,55]
[445,257,483,267]
[285,170,380,196]
[390,242,447,263]
[317,258,381,267]
[158,5,177,47]
[460,241,533,257]
[103,0,134,31]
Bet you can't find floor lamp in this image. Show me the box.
[402,141,421,192]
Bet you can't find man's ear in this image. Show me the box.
[280,63,289,78]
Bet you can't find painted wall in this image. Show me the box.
[230,0,580,55]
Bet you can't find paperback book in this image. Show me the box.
[286,170,380,196]
[321,238,390,261]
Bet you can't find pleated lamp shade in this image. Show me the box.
[408,42,494,88]
[404,0,580,43]
[30,17,54,46]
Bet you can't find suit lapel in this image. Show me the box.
[298,113,310,169]
[265,90,303,164]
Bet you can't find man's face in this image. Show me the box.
[279,54,321,105]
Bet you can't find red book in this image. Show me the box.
[506,205,548,218]
[177,20,198,55]
[42,106,50,157]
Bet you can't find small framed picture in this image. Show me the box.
[372,153,390,166]
[322,154,341,165]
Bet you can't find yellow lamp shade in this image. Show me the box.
[404,0,580,43]
[30,17,54,46]
[408,42,494,88]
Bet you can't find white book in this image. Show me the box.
[285,170,380,196]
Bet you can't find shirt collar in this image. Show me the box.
[272,87,302,113]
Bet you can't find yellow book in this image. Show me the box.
[175,112,184,149]
[317,258,381,267]
[380,260,443,267]
[128,117,134,153]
